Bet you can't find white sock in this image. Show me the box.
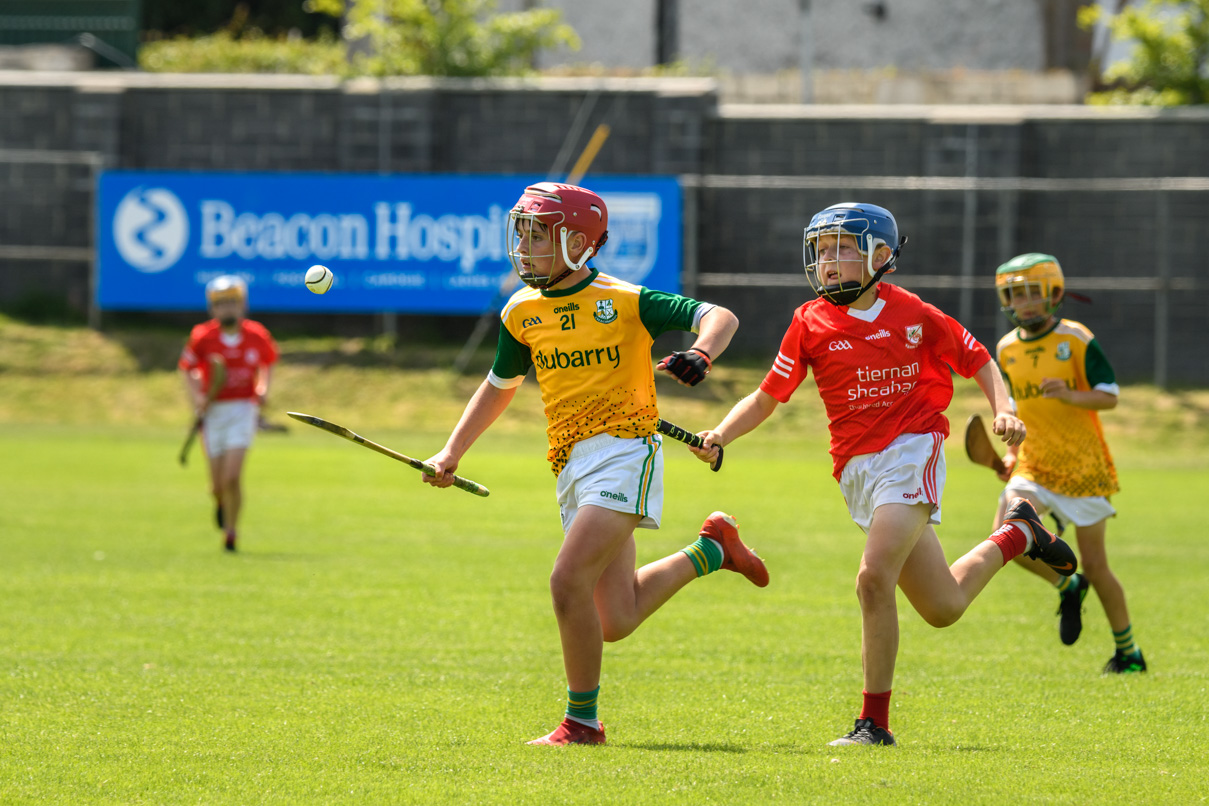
[566,715,600,730]
[1014,521,1035,551]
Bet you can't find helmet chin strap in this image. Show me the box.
[560,226,594,271]
[819,236,906,306]
[528,226,593,289]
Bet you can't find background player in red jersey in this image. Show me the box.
[990,253,1144,674]
[689,203,1078,747]
[179,276,279,552]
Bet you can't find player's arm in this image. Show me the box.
[181,365,203,410]
[423,379,517,487]
[1039,335,1118,410]
[993,354,1020,478]
[1038,381,1118,410]
[179,337,204,411]
[689,388,780,466]
[657,304,739,386]
[424,321,527,487]
[255,364,273,407]
[689,304,739,361]
[973,359,1026,447]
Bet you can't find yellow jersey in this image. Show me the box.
[490,269,709,474]
[996,319,1119,497]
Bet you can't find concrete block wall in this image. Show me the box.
[0,71,1205,383]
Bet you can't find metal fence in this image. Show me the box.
[0,0,141,66]
[2,153,1205,386]
[682,174,1208,388]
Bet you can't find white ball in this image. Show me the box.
[305,264,333,294]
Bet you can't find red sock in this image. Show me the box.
[987,523,1028,565]
[859,689,892,731]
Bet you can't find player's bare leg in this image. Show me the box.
[993,493,1095,645]
[528,506,642,746]
[833,503,1010,747]
[593,527,699,643]
[1070,520,1127,630]
[214,448,247,551]
[829,503,928,747]
[548,506,645,693]
[897,525,1005,629]
[857,503,932,693]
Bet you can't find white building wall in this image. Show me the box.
[517,0,1049,73]
[499,0,657,70]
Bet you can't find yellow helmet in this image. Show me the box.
[995,253,1064,329]
[205,275,248,307]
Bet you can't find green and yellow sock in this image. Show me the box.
[1056,573,1082,594]
[1114,624,1140,658]
[565,686,600,729]
[681,536,723,577]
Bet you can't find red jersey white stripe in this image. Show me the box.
[179,319,279,402]
[759,283,991,479]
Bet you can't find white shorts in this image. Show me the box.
[202,400,259,458]
[839,432,946,533]
[1002,477,1116,531]
[555,433,664,534]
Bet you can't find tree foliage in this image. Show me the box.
[139,0,579,77]
[1081,0,1209,105]
[307,0,579,77]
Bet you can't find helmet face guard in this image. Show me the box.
[804,203,905,307]
[995,253,1065,330]
[506,183,608,290]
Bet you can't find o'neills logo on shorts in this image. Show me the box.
[534,345,621,371]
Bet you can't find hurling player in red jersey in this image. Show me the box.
[689,203,1078,747]
[179,276,279,552]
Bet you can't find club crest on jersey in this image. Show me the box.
[593,299,618,324]
[905,324,923,347]
[1056,341,1072,361]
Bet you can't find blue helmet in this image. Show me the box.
[803,203,906,306]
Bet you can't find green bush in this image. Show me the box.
[140,28,348,74]
[139,0,579,77]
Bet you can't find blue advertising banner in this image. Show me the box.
[97,172,682,313]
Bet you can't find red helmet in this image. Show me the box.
[506,183,609,289]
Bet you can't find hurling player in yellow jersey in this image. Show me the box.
[422,183,768,745]
[991,253,1144,674]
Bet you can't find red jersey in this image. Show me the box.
[759,283,991,479]
[179,319,279,402]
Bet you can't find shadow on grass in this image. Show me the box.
[620,741,746,753]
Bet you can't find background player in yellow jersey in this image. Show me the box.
[991,253,1145,674]
[422,183,769,745]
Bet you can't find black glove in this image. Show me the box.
[658,348,712,386]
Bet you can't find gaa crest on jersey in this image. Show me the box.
[246,348,260,364]
[905,324,923,347]
[1056,341,1072,361]
[593,299,618,324]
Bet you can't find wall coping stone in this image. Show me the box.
[718,102,1209,123]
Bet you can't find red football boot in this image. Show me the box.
[526,718,606,746]
[700,511,769,588]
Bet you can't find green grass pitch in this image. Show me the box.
[2,415,1207,804]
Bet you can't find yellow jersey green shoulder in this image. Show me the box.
[491,269,708,474]
[996,319,1119,497]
